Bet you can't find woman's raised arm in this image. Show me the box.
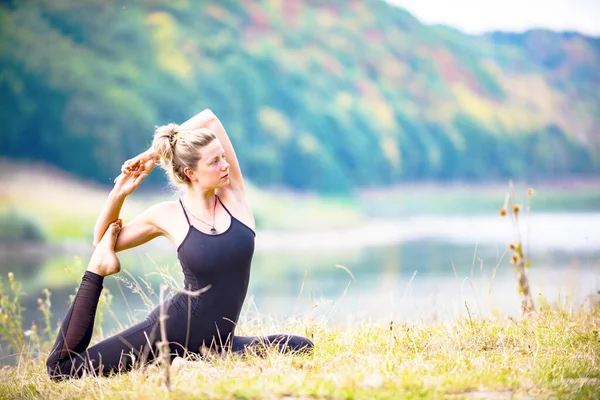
[92,170,149,247]
[179,109,246,192]
[120,110,243,191]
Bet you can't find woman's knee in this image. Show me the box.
[267,334,314,354]
[287,335,314,353]
[46,353,61,380]
[46,359,78,381]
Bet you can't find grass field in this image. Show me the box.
[0,159,361,242]
[2,160,600,398]
[0,160,146,241]
[0,295,598,399]
[357,179,600,217]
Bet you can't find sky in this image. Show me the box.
[386,0,600,36]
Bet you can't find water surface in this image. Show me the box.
[2,212,597,353]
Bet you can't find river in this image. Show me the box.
[1,211,598,355]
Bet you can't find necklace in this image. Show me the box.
[183,195,218,235]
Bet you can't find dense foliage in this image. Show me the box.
[1,0,599,193]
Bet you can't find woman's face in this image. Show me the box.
[191,138,230,189]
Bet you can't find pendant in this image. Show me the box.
[210,228,217,235]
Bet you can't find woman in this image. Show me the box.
[46,109,313,380]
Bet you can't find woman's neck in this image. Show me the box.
[185,186,217,210]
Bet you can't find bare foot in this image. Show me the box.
[87,220,122,277]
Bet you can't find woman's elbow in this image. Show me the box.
[200,108,218,124]
[201,108,216,118]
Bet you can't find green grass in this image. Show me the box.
[357,180,600,217]
[2,161,600,398]
[2,159,599,242]
[0,159,362,242]
[0,160,146,242]
[1,294,599,399]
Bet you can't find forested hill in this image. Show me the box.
[1,0,599,193]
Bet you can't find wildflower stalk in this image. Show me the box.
[157,284,210,390]
[500,181,535,315]
[38,289,53,347]
[158,284,170,390]
[94,289,113,338]
[0,272,26,352]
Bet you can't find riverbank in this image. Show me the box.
[1,301,598,399]
[0,159,361,242]
[2,159,600,245]
[3,211,599,261]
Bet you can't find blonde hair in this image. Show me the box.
[152,123,217,186]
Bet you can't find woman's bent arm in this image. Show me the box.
[180,109,246,192]
[93,189,126,246]
[94,195,164,252]
[93,170,148,247]
[113,204,164,252]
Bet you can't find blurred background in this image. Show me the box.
[1,0,599,344]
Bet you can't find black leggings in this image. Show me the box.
[46,272,313,380]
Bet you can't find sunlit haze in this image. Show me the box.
[386,0,600,36]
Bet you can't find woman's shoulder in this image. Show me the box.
[141,200,184,221]
[146,199,181,211]
[144,200,189,233]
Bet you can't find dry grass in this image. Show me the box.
[2,162,599,398]
[1,299,599,399]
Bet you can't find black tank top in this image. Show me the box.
[176,196,255,339]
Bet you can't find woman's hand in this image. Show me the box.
[121,149,158,176]
[113,170,148,197]
[113,149,157,187]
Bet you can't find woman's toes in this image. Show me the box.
[102,220,122,246]
[112,222,121,236]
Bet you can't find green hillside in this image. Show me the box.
[1,0,598,193]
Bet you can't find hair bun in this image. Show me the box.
[166,123,180,145]
[151,124,217,187]
[152,123,181,165]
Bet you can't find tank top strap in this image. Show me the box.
[178,199,191,225]
[216,195,232,217]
